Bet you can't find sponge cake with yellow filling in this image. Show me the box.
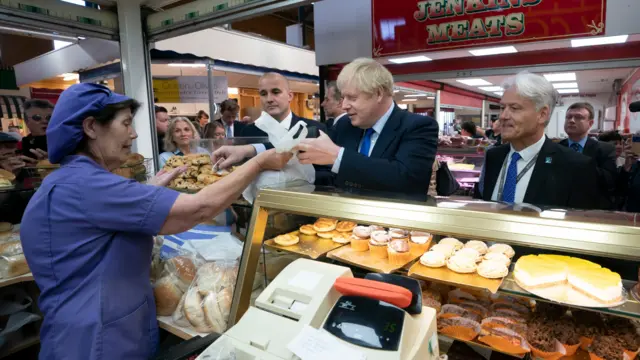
[567,267,622,304]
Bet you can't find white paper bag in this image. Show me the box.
[242,112,316,203]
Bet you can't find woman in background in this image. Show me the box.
[159,117,207,168]
[204,121,226,140]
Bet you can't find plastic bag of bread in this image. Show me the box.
[195,261,238,294]
[154,275,184,316]
[171,293,190,328]
[0,241,22,257]
[163,255,201,292]
[0,254,29,278]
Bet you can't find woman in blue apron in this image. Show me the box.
[20,83,291,360]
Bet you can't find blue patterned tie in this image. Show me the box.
[570,143,582,153]
[359,128,375,156]
[502,152,521,203]
[226,126,232,138]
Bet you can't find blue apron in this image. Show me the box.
[21,156,179,360]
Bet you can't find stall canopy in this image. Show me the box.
[78,49,320,84]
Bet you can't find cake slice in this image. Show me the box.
[567,267,622,304]
[538,254,601,269]
[513,255,567,289]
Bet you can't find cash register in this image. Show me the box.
[197,258,439,360]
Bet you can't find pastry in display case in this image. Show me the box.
[219,183,640,359]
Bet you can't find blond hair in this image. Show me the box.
[337,58,394,97]
[164,117,200,152]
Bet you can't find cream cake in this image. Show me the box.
[513,255,567,288]
[567,267,622,304]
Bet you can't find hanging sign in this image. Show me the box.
[372,0,607,57]
[152,76,229,103]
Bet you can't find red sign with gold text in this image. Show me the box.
[372,0,607,57]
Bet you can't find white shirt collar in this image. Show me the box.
[333,112,348,125]
[510,134,546,162]
[280,110,293,129]
[370,102,395,133]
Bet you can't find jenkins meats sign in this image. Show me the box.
[372,0,607,57]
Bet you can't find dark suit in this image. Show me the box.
[240,113,326,147]
[481,137,600,210]
[324,106,438,196]
[558,137,616,209]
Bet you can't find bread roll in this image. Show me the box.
[153,275,184,316]
[171,293,190,327]
[0,223,12,233]
[203,292,227,333]
[183,287,212,333]
[165,256,197,292]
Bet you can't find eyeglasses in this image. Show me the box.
[30,114,51,122]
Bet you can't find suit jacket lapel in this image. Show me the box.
[484,145,510,200]
[523,138,556,204]
[370,106,402,158]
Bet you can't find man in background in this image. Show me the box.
[295,58,439,196]
[21,99,53,160]
[480,72,598,209]
[559,102,616,209]
[217,99,246,138]
[212,72,325,163]
[485,118,502,144]
[322,81,348,131]
[155,106,169,154]
[460,121,484,139]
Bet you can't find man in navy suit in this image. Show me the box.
[215,99,246,138]
[323,81,349,132]
[296,58,439,196]
[212,72,325,167]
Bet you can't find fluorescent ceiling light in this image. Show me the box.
[494,91,504,96]
[393,90,400,93]
[405,94,427,97]
[457,78,492,86]
[543,73,576,82]
[427,96,435,99]
[478,86,503,92]
[469,46,517,56]
[558,89,580,94]
[388,55,432,64]
[228,87,239,95]
[168,63,206,68]
[571,35,628,48]
[403,99,418,102]
[398,104,408,109]
[552,82,578,89]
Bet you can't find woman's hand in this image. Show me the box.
[254,149,292,171]
[148,166,187,187]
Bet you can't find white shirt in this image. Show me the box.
[332,102,395,173]
[491,134,546,204]
[332,113,348,127]
[252,111,293,154]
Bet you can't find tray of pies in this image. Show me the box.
[512,254,628,308]
[327,226,433,274]
[263,218,355,259]
[408,238,512,293]
[162,154,235,192]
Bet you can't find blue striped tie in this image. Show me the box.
[570,143,582,153]
[502,152,521,203]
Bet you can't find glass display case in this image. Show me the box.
[437,146,488,195]
[227,183,640,356]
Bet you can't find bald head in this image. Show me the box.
[259,72,293,121]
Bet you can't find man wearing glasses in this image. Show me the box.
[21,99,54,160]
[559,102,616,208]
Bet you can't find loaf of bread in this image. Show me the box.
[164,256,197,292]
[171,293,190,328]
[183,287,213,333]
[153,275,184,316]
[195,262,237,294]
[202,287,233,334]
[0,254,29,278]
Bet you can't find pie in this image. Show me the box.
[336,221,357,232]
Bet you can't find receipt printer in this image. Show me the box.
[197,258,439,360]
